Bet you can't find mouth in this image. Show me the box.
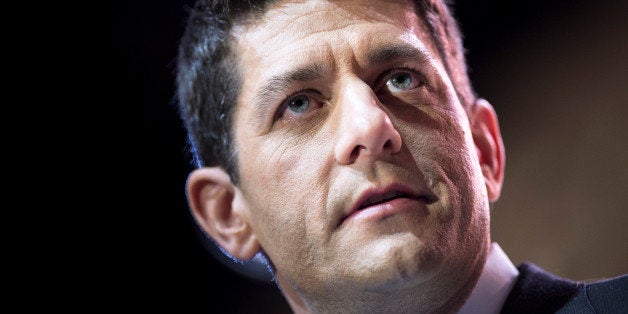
[342,184,434,224]
[358,190,410,209]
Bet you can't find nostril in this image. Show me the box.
[350,145,364,161]
[383,139,393,150]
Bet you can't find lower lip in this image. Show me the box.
[343,197,425,224]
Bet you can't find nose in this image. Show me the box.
[334,78,402,165]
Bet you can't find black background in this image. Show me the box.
[118,1,626,312]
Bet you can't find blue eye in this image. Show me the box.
[276,91,324,120]
[385,71,422,93]
[288,95,310,113]
[390,72,411,88]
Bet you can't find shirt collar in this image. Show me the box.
[458,243,519,314]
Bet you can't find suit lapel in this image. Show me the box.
[500,262,581,314]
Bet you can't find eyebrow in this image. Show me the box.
[366,43,431,66]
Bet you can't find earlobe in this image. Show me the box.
[471,99,506,202]
[186,167,260,261]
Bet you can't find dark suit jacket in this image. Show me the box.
[500,262,627,313]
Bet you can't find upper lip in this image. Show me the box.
[342,182,432,222]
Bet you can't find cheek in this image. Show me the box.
[253,134,328,189]
[239,137,309,220]
[396,105,484,209]
[397,104,473,168]
[237,133,333,259]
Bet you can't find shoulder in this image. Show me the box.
[501,262,627,314]
[557,272,628,314]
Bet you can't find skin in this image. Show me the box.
[187,0,505,312]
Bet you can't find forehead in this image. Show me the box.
[243,0,420,35]
[232,0,442,125]
[235,0,434,64]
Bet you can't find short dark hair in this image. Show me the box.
[176,0,476,183]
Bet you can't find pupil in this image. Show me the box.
[392,73,411,88]
[289,96,309,113]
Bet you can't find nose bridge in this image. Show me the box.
[334,77,402,165]
[337,78,379,123]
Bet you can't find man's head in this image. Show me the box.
[177,0,477,182]
[177,0,505,312]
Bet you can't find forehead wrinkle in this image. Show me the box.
[270,7,330,37]
[264,2,390,44]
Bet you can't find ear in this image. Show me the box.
[470,99,505,202]
[186,167,260,261]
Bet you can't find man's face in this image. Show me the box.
[232,0,490,299]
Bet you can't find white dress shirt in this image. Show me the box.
[458,243,520,314]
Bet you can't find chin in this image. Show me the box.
[351,233,443,290]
